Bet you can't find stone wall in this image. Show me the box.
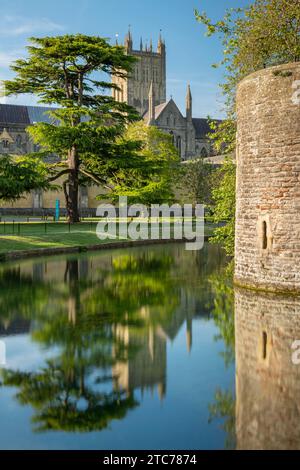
[0,175,108,214]
[235,287,300,450]
[235,62,300,293]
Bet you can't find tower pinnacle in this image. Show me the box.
[125,28,133,50]
[186,84,192,121]
[157,31,165,54]
[148,81,156,126]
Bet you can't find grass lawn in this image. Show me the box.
[0,220,215,255]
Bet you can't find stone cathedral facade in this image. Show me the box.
[0,31,217,213]
[112,31,217,160]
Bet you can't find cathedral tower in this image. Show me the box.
[112,30,167,116]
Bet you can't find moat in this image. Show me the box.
[0,243,299,450]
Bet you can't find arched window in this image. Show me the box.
[3,140,9,149]
[201,147,208,158]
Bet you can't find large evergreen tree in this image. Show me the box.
[3,35,142,222]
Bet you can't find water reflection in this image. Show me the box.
[2,245,300,449]
[235,287,300,450]
[0,244,228,443]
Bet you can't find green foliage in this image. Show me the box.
[207,118,236,156]
[210,159,236,256]
[209,261,235,366]
[208,389,236,449]
[0,155,50,201]
[196,2,300,255]
[196,0,300,112]
[3,35,143,221]
[208,261,236,449]
[107,121,180,205]
[179,158,215,206]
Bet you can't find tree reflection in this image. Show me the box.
[0,250,183,433]
[2,362,137,433]
[208,261,236,449]
[0,245,229,437]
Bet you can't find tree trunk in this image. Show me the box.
[67,146,80,223]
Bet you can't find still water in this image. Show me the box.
[0,243,299,450]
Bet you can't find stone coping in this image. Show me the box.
[0,237,208,263]
[237,61,300,89]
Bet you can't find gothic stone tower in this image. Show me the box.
[235,62,300,294]
[112,30,166,116]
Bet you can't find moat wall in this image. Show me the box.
[235,62,300,293]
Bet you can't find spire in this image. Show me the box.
[124,27,133,51]
[186,318,193,354]
[157,30,165,54]
[140,37,143,51]
[148,81,156,126]
[158,382,166,401]
[186,84,192,121]
[150,38,153,52]
[158,30,163,46]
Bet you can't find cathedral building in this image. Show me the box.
[0,31,218,214]
[112,30,218,160]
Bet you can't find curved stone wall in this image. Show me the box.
[235,62,300,293]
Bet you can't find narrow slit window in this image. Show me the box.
[262,331,268,360]
[262,221,268,250]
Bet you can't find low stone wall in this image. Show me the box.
[0,237,205,263]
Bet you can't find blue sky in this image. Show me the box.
[0,0,250,118]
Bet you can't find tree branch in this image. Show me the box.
[47,169,72,182]
[79,168,113,191]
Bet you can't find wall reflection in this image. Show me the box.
[235,287,300,450]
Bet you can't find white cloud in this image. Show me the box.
[0,15,64,36]
[167,77,218,90]
[0,50,24,68]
